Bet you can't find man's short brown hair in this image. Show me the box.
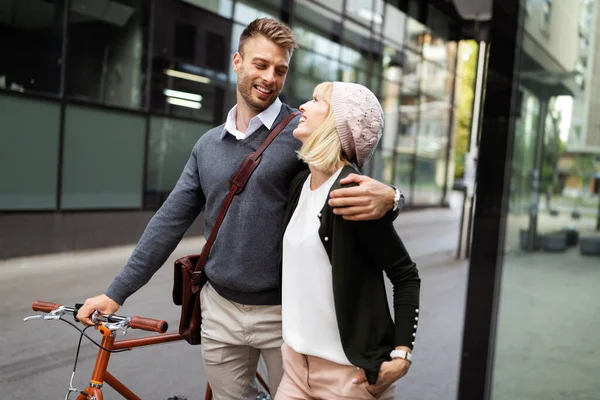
[238,18,298,57]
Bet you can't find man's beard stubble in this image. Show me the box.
[237,67,278,113]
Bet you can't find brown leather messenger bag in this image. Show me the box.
[172,111,299,345]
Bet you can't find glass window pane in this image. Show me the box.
[151,4,232,124]
[291,49,341,103]
[421,61,451,100]
[0,94,60,210]
[66,0,148,109]
[234,0,279,25]
[381,41,405,83]
[340,47,367,70]
[346,0,381,31]
[402,50,421,92]
[343,19,372,57]
[146,117,212,207]
[302,0,343,14]
[340,66,368,85]
[372,0,385,35]
[294,0,343,36]
[415,95,450,205]
[0,0,64,96]
[393,153,413,201]
[406,16,428,52]
[180,0,232,19]
[61,106,145,209]
[294,25,341,60]
[424,33,457,71]
[398,91,419,150]
[491,1,600,398]
[382,3,406,45]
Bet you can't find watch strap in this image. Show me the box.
[390,349,412,363]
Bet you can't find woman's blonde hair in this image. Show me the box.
[297,82,351,173]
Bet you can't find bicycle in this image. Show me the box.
[25,300,272,400]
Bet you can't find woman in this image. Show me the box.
[276,81,421,400]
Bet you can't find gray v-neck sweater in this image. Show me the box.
[106,105,304,305]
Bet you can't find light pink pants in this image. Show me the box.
[275,343,396,400]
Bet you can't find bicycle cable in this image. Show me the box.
[58,317,131,400]
[64,324,89,400]
[58,317,131,353]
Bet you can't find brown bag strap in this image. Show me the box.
[193,111,300,273]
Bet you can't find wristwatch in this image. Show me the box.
[390,349,412,363]
[392,187,402,212]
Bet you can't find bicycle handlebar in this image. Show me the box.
[130,316,168,333]
[30,300,169,333]
[32,300,61,313]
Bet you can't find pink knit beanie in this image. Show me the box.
[331,82,384,168]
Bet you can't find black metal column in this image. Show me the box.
[457,0,523,399]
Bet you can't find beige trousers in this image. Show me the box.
[275,343,396,400]
[200,282,284,400]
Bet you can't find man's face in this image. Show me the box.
[233,36,290,113]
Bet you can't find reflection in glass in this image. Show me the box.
[151,4,231,123]
[394,153,413,203]
[294,0,343,33]
[421,61,451,100]
[146,117,212,208]
[303,0,343,13]
[345,0,382,31]
[424,34,457,71]
[382,3,406,45]
[0,0,64,95]
[381,42,405,83]
[291,49,341,104]
[415,95,450,205]
[234,0,279,25]
[340,46,368,70]
[180,0,233,18]
[402,50,422,92]
[509,89,539,214]
[343,19,371,58]
[294,26,341,60]
[406,17,428,52]
[67,0,147,109]
[492,0,600,397]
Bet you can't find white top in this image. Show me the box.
[282,168,351,365]
[224,98,282,140]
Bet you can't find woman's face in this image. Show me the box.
[293,94,330,143]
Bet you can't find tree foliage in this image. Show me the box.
[454,41,478,178]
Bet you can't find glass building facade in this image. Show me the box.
[0,0,460,212]
[0,0,463,258]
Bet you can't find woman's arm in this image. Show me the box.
[354,218,421,349]
[352,218,420,395]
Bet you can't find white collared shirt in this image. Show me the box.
[282,168,352,366]
[224,98,283,140]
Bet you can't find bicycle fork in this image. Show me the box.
[76,325,141,400]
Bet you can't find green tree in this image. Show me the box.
[454,41,478,178]
[570,154,596,191]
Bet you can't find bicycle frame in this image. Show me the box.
[75,326,270,400]
[76,326,185,400]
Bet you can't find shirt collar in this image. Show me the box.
[222,98,282,139]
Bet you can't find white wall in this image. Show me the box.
[523,0,581,72]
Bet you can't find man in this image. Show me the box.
[77,18,402,399]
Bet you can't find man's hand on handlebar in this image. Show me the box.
[77,294,120,326]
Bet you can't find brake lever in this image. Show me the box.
[24,306,68,322]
